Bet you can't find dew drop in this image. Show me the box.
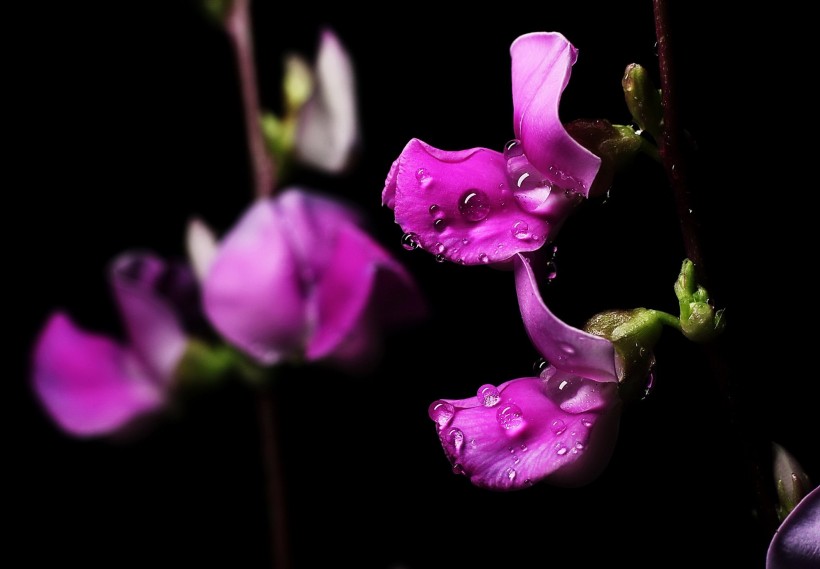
[512,220,529,239]
[545,375,584,403]
[532,357,549,374]
[462,238,469,245]
[575,441,585,450]
[560,343,576,356]
[429,204,440,216]
[477,384,501,407]
[506,467,517,481]
[401,232,419,251]
[433,218,447,232]
[435,254,446,263]
[581,419,593,428]
[434,242,445,254]
[428,400,455,427]
[447,428,465,452]
[546,260,558,282]
[550,419,566,435]
[496,403,524,430]
[524,479,534,487]
[503,139,524,159]
[452,463,465,475]
[556,444,568,456]
[478,253,489,264]
[416,168,430,182]
[520,444,528,452]
[458,190,491,222]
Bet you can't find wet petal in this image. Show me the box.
[31,312,165,437]
[381,156,399,210]
[202,198,308,365]
[767,485,820,569]
[510,32,600,196]
[514,253,617,382]
[432,374,620,491]
[295,28,360,173]
[109,251,187,383]
[391,138,551,265]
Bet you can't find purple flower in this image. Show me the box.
[428,253,620,490]
[767,484,820,568]
[31,252,193,437]
[201,187,426,372]
[382,32,600,265]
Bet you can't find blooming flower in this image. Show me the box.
[201,187,426,372]
[767,484,820,568]
[31,252,194,436]
[428,253,620,490]
[382,32,600,266]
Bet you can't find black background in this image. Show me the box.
[13,2,815,568]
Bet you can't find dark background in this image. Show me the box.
[13,2,814,568]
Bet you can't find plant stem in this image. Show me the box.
[256,385,292,569]
[225,0,276,199]
[652,0,780,547]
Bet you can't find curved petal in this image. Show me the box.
[767,485,820,569]
[381,155,399,210]
[202,199,308,365]
[514,253,617,382]
[295,28,360,173]
[430,373,620,491]
[391,138,553,265]
[510,32,600,196]
[31,312,165,437]
[109,252,187,383]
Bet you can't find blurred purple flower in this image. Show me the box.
[31,252,196,436]
[428,253,620,490]
[201,187,426,372]
[767,484,820,569]
[382,32,600,266]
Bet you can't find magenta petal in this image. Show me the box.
[514,253,617,382]
[767,485,820,569]
[392,138,552,264]
[510,32,600,196]
[381,156,399,209]
[203,198,308,365]
[31,312,165,437]
[110,252,187,383]
[432,374,620,491]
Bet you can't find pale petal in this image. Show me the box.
[767,485,820,569]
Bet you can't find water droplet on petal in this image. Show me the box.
[458,190,491,222]
[506,467,517,481]
[434,242,445,254]
[503,139,524,159]
[497,403,524,430]
[533,357,549,374]
[524,478,533,487]
[575,441,585,450]
[447,428,464,452]
[642,364,657,400]
[462,238,469,245]
[477,384,501,407]
[581,419,593,428]
[556,444,568,456]
[546,261,558,282]
[560,343,576,356]
[452,463,465,475]
[433,218,447,232]
[416,168,430,182]
[550,419,566,434]
[429,204,440,216]
[401,232,419,251]
[428,400,455,427]
[512,220,529,239]
[478,253,489,264]
[435,254,446,263]
[545,375,584,403]
[520,444,528,452]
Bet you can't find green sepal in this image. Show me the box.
[622,63,663,143]
[674,259,726,343]
[173,338,268,392]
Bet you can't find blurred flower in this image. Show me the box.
[767,484,820,569]
[428,253,620,490]
[31,252,197,436]
[382,32,600,266]
[200,187,426,373]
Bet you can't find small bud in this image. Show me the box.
[200,0,233,24]
[674,259,726,342]
[622,63,663,143]
[565,119,644,198]
[283,55,314,113]
[772,443,813,523]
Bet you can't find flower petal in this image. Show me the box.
[767,485,820,569]
[295,28,360,173]
[109,251,188,383]
[510,32,600,196]
[31,312,165,437]
[514,253,617,382]
[391,138,553,264]
[186,216,219,282]
[432,373,620,491]
[202,198,308,365]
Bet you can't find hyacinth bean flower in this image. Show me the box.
[201,187,425,372]
[428,253,620,490]
[31,252,194,437]
[382,32,601,266]
[767,484,820,568]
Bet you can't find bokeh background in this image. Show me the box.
[14,2,814,568]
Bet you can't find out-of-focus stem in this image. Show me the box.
[225,0,276,198]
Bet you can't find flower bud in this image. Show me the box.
[565,119,643,198]
[772,442,813,522]
[622,63,663,142]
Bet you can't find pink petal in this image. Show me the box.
[514,253,617,382]
[31,312,165,437]
[510,32,600,197]
[202,198,308,365]
[431,373,620,491]
[767,485,820,569]
[109,251,187,383]
[391,138,553,265]
[295,28,360,173]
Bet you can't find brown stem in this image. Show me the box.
[652,0,780,545]
[225,0,276,199]
[256,385,292,569]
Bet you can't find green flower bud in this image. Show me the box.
[674,259,726,343]
[622,63,663,143]
[772,442,813,522]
